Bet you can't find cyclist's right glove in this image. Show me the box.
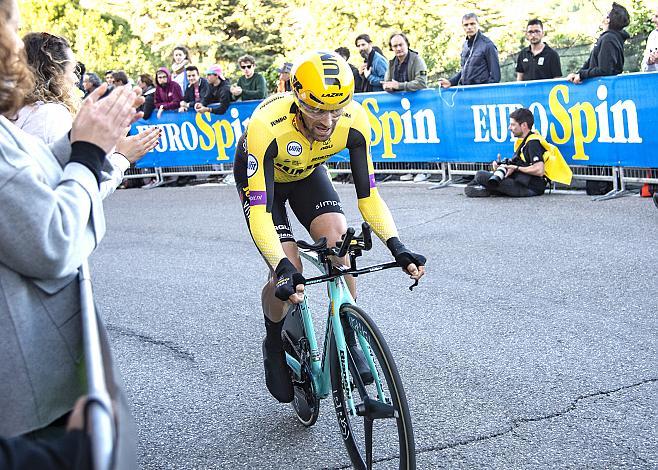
[386,237,427,271]
[274,258,306,301]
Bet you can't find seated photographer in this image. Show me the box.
[465,108,546,198]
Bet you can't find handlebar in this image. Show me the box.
[295,223,420,291]
[296,222,373,258]
[336,227,355,258]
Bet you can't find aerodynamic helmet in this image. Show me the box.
[290,51,355,111]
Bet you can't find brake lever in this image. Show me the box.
[408,279,419,291]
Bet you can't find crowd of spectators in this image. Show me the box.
[76,3,654,188]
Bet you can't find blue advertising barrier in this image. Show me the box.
[133,73,658,169]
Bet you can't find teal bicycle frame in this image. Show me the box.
[284,249,391,417]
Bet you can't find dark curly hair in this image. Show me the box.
[0,0,34,118]
[22,32,80,115]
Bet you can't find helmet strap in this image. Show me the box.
[295,107,314,143]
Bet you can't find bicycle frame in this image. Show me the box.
[285,250,380,416]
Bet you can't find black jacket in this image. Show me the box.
[139,86,156,120]
[0,431,91,469]
[202,79,232,115]
[183,78,209,106]
[578,29,629,80]
[450,31,501,86]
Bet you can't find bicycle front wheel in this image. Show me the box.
[330,304,415,469]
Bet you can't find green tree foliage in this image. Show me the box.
[19,0,158,77]
[19,0,655,87]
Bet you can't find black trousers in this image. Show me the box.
[473,170,544,197]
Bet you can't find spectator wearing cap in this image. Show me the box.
[231,54,267,101]
[195,64,231,115]
[276,62,292,93]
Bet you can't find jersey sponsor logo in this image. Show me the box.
[315,200,342,211]
[248,190,266,205]
[246,154,258,177]
[275,163,306,176]
[287,141,303,156]
[270,116,287,126]
[319,144,332,150]
[311,155,328,162]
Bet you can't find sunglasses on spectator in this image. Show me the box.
[240,64,254,69]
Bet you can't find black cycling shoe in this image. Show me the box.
[262,338,294,403]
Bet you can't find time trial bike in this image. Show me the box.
[282,222,416,469]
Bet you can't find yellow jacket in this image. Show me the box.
[514,133,573,185]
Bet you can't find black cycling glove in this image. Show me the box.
[387,237,427,271]
[274,258,306,301]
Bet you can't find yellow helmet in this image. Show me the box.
[290,51,354,111]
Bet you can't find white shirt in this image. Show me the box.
[15,102,130,199]
[641,30,658,72]
[14,102,71,144]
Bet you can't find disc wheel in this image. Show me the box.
[330,305,415,469]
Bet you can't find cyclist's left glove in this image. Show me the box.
[387,237,427,271]
[274,258,306,301]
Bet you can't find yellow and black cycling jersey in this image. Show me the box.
[234,92,399,270]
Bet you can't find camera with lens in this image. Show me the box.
[488,158,513,187]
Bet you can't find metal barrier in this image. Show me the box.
[125,162,655,202]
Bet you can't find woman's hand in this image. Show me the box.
[71,84,145,153]
[115,127,162,163]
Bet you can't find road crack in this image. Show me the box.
[416,377,658,455]
[107,323,196,363]
[326,377,657,468]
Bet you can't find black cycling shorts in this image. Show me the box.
[236,165,344,243]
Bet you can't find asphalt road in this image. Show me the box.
[91,182,658,469]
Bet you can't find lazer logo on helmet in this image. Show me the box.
[321,92,344,97]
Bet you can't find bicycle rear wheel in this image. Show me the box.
[330,304,415,469]
[282,304,320,427]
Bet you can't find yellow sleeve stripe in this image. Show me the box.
[249,205,287,269]
[357,188,399,242]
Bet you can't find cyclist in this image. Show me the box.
[234,51,426,403]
